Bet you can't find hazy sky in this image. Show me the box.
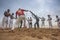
[0,0,60,26]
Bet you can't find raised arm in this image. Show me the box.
[16,11,17,19]
[39,17,41,19]
[22,9,29,12]
[29,11,36,17]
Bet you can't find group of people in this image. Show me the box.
[2,8,60,31]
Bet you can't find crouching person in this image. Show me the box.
[9,13,15,32]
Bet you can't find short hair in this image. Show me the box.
[7,9,10,12]
[19,8,21,10]
[48,15,50,17]
[12,13,14,15]
[56,15,58,18]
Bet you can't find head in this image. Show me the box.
[48,15,50,17]
[18,8,21,10]
[7,9,10,12]
[12,13,14,15]
[56,15,58,18]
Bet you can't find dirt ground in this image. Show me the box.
[0,28,60,40]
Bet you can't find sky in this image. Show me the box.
[0,0,60,27]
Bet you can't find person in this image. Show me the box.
[16,8,29,28]
[29,11,40,29]
[9,13,15,32]
[41,17,45,27]
[55,15,60,28]
[2,9,11,29]
[47,15,52,28]
[27,17,32,28]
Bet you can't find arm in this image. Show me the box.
[29,11,39,19]
[39,17,41,19]
[16,12,17,19]
[29,11,36,17]
[22,9,29,12]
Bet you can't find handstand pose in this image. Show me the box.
[29,11,40,29]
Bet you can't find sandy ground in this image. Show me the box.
[0,28,60,40]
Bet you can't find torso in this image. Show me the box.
[10,15,14,19]
[16,9,24,16]
[4,11,10,17]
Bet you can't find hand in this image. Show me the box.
[29,10,31,12]
[25,10,29,12]
[39,17,41,19]
[26,10,29,11]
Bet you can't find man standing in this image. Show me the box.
[55,15,60,28]
[41,17,45,27]
[16,8,28,28]
[2,9,11,29]
[47,15,52,28]
[27,17,32,28]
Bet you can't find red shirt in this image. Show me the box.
[16,9,25,16]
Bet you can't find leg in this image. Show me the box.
[34,23,36,29]
[49,21,52,28]
[31,23,32,28]
[29,23,30,28]
[50,22,52,28]
[2,18,4,29]
[6,21,8,28]
[29,23,32,28]
[37,22,39,28]
[20,20,23,28]
[6,17,8,29]
[41,21,43,27]
[58,22,60,29]
[24,18,26,27]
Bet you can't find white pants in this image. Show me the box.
[16,15,26,27]
[2,16,8,29]
[48,21,52,28]
[9,19,15,30]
